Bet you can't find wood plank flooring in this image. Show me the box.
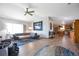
[18,35,79,56]
[0,35,78,56]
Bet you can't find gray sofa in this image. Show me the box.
[13,33,40,40]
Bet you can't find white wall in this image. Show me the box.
[25,16,54,38]
[0,16,54,39]
[24,22,33,33]
[0,17,29,40]
[0,17,28,24]
[30,16,50,38]
[0,20,8,40]
[0,16,31,33]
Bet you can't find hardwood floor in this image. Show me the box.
[18,35,79,56]
[0,35,78,56]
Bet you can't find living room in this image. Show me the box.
[0,3,79,56]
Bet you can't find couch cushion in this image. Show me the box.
[30,33,35,37]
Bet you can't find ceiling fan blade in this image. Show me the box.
[24,8,28,15]
[28,13,33,16]
[24,12,28,15]
[28,11,34,13]
[26,8,28,12]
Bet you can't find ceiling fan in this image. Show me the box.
[24,8,35,16]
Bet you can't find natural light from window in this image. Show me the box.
[6,23,23,34]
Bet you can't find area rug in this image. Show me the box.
[55,46,76,56]
[34,45,77,56]
[15,39,36,46]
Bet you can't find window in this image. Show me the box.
[6,23,23,34]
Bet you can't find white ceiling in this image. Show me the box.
[0,3,79,24]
